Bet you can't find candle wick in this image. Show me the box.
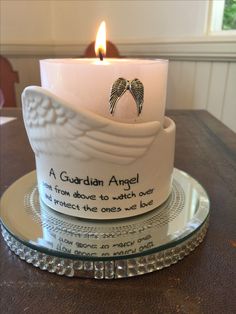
[99,49,103,61]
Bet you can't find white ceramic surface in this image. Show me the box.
[22,86,175,220]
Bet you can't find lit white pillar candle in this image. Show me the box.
[40,22,168,124]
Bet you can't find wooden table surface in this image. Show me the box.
[0,109,235,314]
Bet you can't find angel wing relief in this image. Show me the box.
[22,86,160,165]
[22,86,176,220]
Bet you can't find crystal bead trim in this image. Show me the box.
[1,218,209,279]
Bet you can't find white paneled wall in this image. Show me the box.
[207,62,229,119]
[222,63,236,131]
[166,61,236,132]
[192,62,211,110]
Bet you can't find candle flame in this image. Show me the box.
[95,21,106,60]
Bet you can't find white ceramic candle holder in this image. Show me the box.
[22,86,175,220]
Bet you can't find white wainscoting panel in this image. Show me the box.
[166,60,236,132]
[166,61,182,109]
[222,63,236,132]
[168,61,197,110]
[207,62,229,120]
[166,61,198,110]
[192,62,212,110]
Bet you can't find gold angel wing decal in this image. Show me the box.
[22,86,160,165]
[109,78,144,116]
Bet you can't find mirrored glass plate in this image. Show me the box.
[0,168,210,279]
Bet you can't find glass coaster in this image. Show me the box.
[0,168,210,279]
